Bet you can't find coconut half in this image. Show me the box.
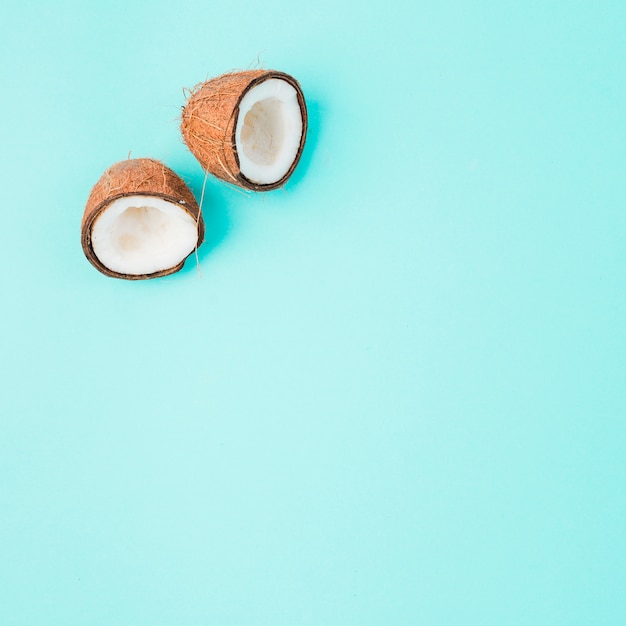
[181,70,307,191]
[81,159,204,280]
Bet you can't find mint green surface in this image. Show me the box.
[1,1,624,624]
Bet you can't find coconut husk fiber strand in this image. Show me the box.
[181,70,307,191]
[81,158,204,280]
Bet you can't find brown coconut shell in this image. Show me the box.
[81,158,204,280]
[181,70,308,191]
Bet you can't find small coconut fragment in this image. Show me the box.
[81,158,204,280]
[181,70,307,191]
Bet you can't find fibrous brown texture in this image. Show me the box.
[81,158,204,280]
[181,70,307,191]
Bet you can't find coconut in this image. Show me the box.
[81,158,204,280]
[181,70,307,191]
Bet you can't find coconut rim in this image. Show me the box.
[230,71,308,191]
[81,191,205,280]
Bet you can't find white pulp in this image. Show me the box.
[235,78,303,185]
[91,195,198,275]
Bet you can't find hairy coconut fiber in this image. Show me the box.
[81,158,204,280]
[181,70,307,191]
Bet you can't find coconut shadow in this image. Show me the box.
[175,96,319,275]
[176,170,231,273]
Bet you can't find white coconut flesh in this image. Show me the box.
[235,78,303,185]
[91,195,198,276]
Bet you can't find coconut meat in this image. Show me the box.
[91,195,198,276]
[235,78,303,185]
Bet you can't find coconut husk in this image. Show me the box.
[81,158,204,280]
[181,70,307,191]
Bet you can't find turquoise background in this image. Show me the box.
[1,0,624,624]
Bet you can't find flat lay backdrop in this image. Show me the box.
[0,1,624,624]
